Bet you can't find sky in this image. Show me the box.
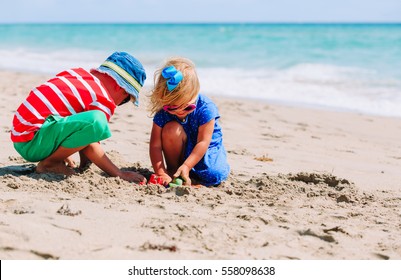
[0,0,400,23]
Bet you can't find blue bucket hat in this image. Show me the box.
[95,51,146,106]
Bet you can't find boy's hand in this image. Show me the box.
[119,171,146,184]
[174,164,191,186]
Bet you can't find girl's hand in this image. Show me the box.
[174,164,191,186]
[155,173,172,186]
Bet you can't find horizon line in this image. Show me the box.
[1,21,401,25]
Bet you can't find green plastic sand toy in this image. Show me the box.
[168,177,183,188]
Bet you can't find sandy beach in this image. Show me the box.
[1,70,401,260]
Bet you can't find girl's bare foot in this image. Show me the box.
[36,161,76,176]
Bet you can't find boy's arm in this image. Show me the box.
[82,142,145,183]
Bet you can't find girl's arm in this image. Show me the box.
[149,122,170,180]
[174,119,215,185]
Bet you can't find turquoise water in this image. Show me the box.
[1,23,401,117]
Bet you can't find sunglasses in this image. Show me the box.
[163,103,197,112]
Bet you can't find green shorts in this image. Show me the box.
[14,110,111,162]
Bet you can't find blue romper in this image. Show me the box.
[153,94,230,186]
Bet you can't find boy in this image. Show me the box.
[11,51,146,183]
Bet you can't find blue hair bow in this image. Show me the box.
[162,66,183,91]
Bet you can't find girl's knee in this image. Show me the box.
[162,121,186,140]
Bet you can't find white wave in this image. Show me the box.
[198,64,401,118]
[0,48,107,75]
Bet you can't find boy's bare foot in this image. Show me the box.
[36,161,76,176]
[78,150,92,172]
[64,156,76,168]
[78,160,92,172]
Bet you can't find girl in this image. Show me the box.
[149,57,230,187]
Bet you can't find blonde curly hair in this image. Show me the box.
[148,57,200,116]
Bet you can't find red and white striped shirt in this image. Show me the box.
[11,68,116,142]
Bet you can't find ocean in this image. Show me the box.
[0,23,400,117]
